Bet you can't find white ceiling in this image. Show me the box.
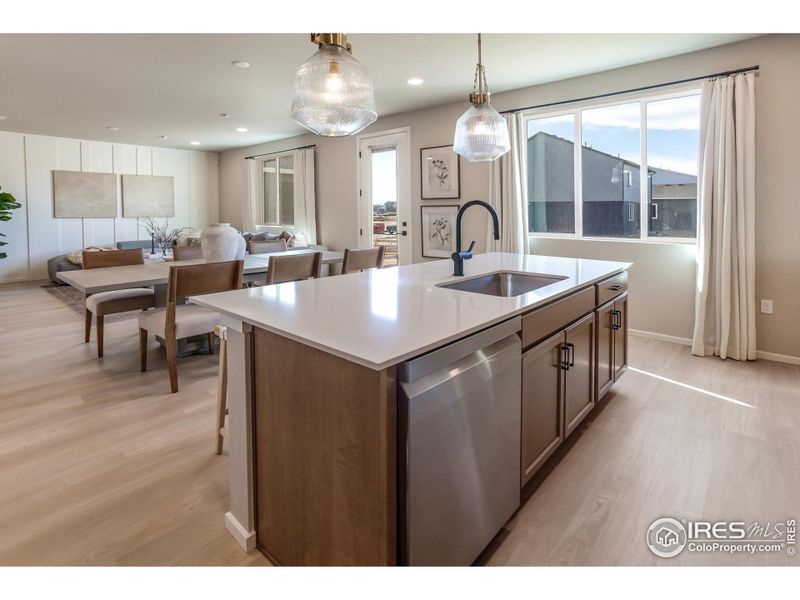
[0,33,757,152]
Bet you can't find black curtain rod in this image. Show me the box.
[500,65,759,115]
[245,144,316,160]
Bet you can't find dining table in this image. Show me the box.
[57,248,345,298]
[57,248,345,356]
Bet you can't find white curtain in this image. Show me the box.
[488,112,529,253]
[242,158,262,232]
[691,73,756,361]
[292,147,317,244]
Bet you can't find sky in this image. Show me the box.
[527,93,700,176]
[370,148,398,206]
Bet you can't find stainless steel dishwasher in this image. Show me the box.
[398,317,521,566]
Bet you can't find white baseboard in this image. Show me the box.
[629,329,692,346]
[630,329,800,366]
[755,350,800,366]
[224,511,256,552]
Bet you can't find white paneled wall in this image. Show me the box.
[0,131,219,283]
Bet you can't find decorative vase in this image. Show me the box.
[201,224,245,262]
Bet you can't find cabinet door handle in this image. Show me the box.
[560,344,570,370]
[611,310,621,330]
[608,284,623,291]
[566,342,575,367]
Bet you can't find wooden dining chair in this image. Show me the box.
[341,246,385,274]
[138,259,243,393]
[247,239,287,254]
[83,248,156,358]
[172,242,204,261]
[266,251,322,285]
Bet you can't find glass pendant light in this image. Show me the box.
[453,34,510,162]
[291,33,377,137]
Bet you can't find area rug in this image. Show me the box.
[41,284,140,323]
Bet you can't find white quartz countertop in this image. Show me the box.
[190,253,631,370]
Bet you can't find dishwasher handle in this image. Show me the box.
[398,316,521,383]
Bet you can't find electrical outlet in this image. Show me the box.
[760,299,774,314]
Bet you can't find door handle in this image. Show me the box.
[566,342,575,367]
[560,344,570,370]
[611,310,621,330]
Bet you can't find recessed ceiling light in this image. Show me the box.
[0,115,7,120]
[158,135,168,139]
[190,141,201,146]
[219,112,230,119]
[232,61,250,69]
[236,127,248,133]
[106,126,119,131]
[407,78,424,86]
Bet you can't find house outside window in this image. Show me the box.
[523,88,701,242]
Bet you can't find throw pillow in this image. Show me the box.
[66,246,116,265]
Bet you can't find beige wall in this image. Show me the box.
[219,34,800,359]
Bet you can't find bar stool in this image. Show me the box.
[214,324,228,455]
[214,251,323,453]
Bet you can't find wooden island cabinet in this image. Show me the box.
[188,253,631,566]
[521,272,629,486]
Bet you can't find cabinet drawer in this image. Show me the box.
[595,271,628,305]
[521,287,595,348]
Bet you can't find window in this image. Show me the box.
[262,154,294,226]
[646,95,700,238]
[523,89,700,241]
[582,102,641,239]
[527,114,575,234]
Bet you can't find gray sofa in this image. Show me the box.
[47,239,154,284]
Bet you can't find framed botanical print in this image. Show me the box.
[421,205,459,259]
[420,145,460,199]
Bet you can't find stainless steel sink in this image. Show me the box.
[437,271,567,297]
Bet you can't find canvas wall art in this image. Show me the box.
[53,170,117,218]
[420,145,460,200]
[121,174,175,217]
[421,205,458,259]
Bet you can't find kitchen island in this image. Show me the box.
[191,252,631,566]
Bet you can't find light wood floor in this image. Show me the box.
[485,332,800,566]
[0,282,268,566]
[1,281,798,566]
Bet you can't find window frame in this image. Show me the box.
[519,83,702,245]
[260,152,295,228]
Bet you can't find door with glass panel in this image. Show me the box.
[357,129,411,266]
[262,154,294,229]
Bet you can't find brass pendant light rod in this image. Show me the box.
[470,33,490,105]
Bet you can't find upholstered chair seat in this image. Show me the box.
[86,288,155,316]
[138,304,221,340]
